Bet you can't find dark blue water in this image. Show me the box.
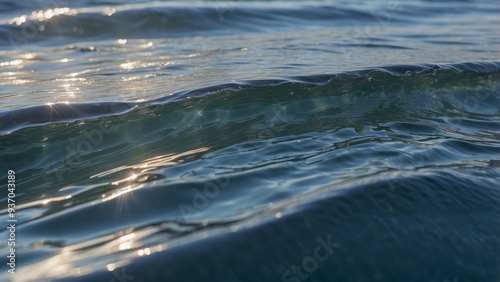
[0,1,499,281]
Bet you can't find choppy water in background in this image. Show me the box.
[0,1,499,281]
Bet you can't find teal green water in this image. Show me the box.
[0,1,499,282]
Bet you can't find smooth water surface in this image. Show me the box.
[0,1,499,281]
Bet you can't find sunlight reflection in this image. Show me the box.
[0,60,23,67]
[16,226,168,281]
[120,62,136,70]
[106,263,117,272]
[9,8,77,25]
[110,174,137,186]
[89,147,210,207]
[8,79,32,85]
[63,85,78,98]
[91,147,210,179]
[119,241,132,250]
[137,147,210,172]
[141,42,154,48]
[102,7,116,16]
[13,245,92,281]
[101,185,135,202]
[3,195,71,211]
[120,233,135,242]
[67,69,94,77]
[23,53,36,59]
[44,10,54,19]
[137,247,151,256]
[121,75,141,82]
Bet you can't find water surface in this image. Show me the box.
[0,1,499,281]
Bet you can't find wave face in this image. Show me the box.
[1,1,500,282]
[1,63,500,282]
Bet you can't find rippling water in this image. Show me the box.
[0,1,499,282]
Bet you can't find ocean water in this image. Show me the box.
[0,0,499,281]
